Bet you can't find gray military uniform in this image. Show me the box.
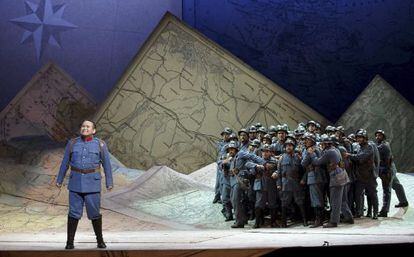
[311,146,353,224]
[377,141,408,213]
[229,151,265,226]
[301,148,326,208]
[350,143,379,217]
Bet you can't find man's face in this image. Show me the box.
[285,144,294,153]
[223,133,230,142]
[335,131,343,139]
[356,136,366,145]
[277,131,286,141]
[307,124,316,132]
[249,132,256,140]
[228,148,237,157]
[304,138,313,148]
[80,121,96,137]
[375,133,384,143]
[262,150,271,159]
[239,132,248,143]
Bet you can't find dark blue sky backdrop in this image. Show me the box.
[183,0,414,121]
[1,0,413,122]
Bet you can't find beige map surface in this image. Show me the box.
[336,75,414,172]
[94,13,329,174]
[0,62,97,142]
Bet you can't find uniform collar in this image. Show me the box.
[81,135,94,142]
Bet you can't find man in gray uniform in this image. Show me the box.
[213,127,232,204]
[247,144,279,228]
[249,126,257,141]
[272,125,288,158]
[239,128,255,220]
[345,129,379,219]
[301,132,327,228]
[310,135,354,228]
[218,141,235,222]
[238,128,250,152]
[375,130,409,217]
[224,141,265,228]
[273,139,307,227]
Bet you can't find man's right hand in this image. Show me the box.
[56,183,62,188]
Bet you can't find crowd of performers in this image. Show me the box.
[212,121,409,228]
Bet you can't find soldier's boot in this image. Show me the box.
[310,208,322,228]
[92,215,106,249]
[253,208,262,229]
[366,199,372,218]
[280,207,287,228]
[378,210,388,217]
[299,205,308,226]
[270,208,279,228]
[395,202,409,208]
[323,222,337,228]
[212,194,221,204]
[225,209,234,222]
[65,216,79,250]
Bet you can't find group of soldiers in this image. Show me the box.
[213,121,409,229]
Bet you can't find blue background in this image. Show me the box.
[0,0,181,112]
[183,0,414,121]
[1,0,413,122]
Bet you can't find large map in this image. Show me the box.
[337,75,414,173]
[94,13,328,174]
[0,63,97,142]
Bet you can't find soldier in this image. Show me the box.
[247,144,279,228]
[262,134,272,145]
[268,125,278,138]
[344,129,379,219]
[213,127,232,204]
[272,139,307,227]
[238,128,250,152]
[335,126,352,153]
[301,132,326,228]
[375,130,409,217]
[257,126,267,142]
[310,135,354,228]
[56,120,113,249]
[249,139,262,156]
[224,141,265,228]
[239,128,256,220]
[218,142,235,222]
[306,121,317,134]
[249,126,257,141]
[272,125,288,158]
[325,125,336,137]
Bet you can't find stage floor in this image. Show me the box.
[0,210,413,252]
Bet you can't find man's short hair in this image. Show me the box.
[81,120,96,129]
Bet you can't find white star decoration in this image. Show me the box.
[10,0,77,61]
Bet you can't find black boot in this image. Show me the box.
[212,194,221,204]
[310,208,322,228]
[280,207,287,228]
[395,202,409,208]
[299,205,308,226]
[92,215,106,249]
[378,210,388,217]
[65,216,79,250]
[253,208,262,229]
[270,208,279,228]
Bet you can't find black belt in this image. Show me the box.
[71,166,99,174]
